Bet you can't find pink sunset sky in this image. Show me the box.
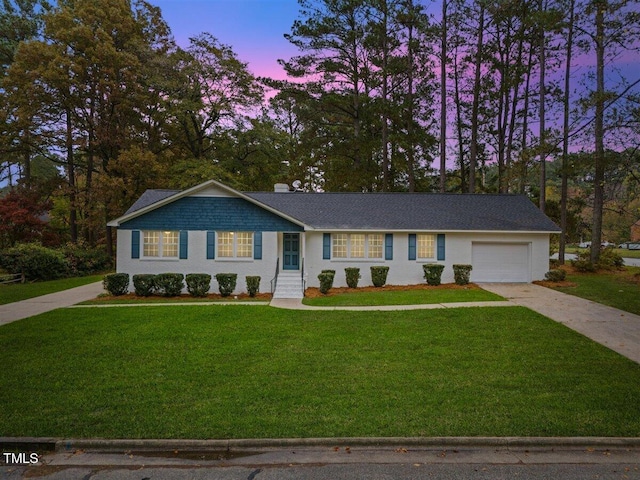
[151,0,304,80]
[151,0,451,81]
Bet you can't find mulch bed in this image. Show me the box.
[304,283,482,298]
[533,280,577,288]
[93,292,273,302]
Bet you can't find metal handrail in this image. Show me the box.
[301,257,306,295]
[270,258,280,294]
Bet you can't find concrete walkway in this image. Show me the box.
[270,298,512,311]
[0,281,106,326]
[480,283,640,364]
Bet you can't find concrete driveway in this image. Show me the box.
[481,283,640,364]
[0,281,105,326]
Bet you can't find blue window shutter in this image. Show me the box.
[385,234,393,260]
[131,230,140,259]
[254,232,262,260]
[323,233,331,259]
[206,231,215,259]
[179,231,188,259]
[408,234,417,261]
[437,234,446,261]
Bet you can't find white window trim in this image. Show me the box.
[216,231,254,260]
[141,230,179,260]
[332,233,385,261]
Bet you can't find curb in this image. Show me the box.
[2,437,640,453]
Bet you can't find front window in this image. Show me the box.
[350,234,365,258]
[418,234,435,259]
[143,231,178,258]
[236,232,253,258]
[218,231,253,258]
[332,233,385,259]
[332,234,348,258]
[368,234,383,259]
[218,232,234,257]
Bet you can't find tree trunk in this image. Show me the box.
[591,0,606,264]
[66,107,78,244]
[406,12,416,192]
[22,130,31,187]
[439,0,447,193]
[519,46,534,194]
[506,21,526,192]
[378,2,390,191]
[559,0,575,265]
[469,4,484,193]
[106,223,113,258]
[453,40,466,193]
[539,0,547,213]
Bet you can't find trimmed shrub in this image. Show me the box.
[423,264,445,286]
[186,273,211,297]
[571,249,623,272]
[133,274,156,297]
[155,273,184,297]
[572,258,596,272]
[453,264,473,285]
[321,269,336,275]
[62,243,112,276]
[318,271,335,294]
[370,266,389,287]
[597,248,624,269]
[216,273,237,297]
[544,269,566,282]
[103,273,129,296]
[246,276,261,297]
[345,267,361,289]
[0,243,69,281]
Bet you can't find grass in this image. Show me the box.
[552,267,640,315]
[0,275,105,305]
[1,305,639,439]
[303,286,503,306]
[566,246,640,259]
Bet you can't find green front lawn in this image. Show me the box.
[303,286,503,306]
[567,246,640,259]
[552,267,640,315]
[1,305,639,439]
[0,275,105,305]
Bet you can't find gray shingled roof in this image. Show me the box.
[123,188,559,232]
[247,192,560,232]
[124,189,179,215]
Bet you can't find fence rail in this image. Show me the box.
[0,273,23,285]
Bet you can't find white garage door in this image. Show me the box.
[471,243,530,282]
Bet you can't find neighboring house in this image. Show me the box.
[108,179,560,298]
[632,220,640,242]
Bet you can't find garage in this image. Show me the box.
[471,242,531,282]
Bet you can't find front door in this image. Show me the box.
[283,233,300,270]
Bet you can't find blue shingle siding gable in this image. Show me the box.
[120,197,303,232]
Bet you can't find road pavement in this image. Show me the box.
[551,253,640,266]
[2,444,639,479]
